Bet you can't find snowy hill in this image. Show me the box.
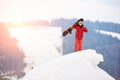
[9,26,62,73]
[9,26,115,80]
[22,49,115,80]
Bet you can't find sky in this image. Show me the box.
[0,0,120,23]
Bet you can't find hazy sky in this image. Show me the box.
[0,0,120,23]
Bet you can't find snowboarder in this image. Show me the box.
[62,18,88,52]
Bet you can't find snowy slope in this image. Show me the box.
[96,30,120,40]
[9,27,115,80]
[22,49,115,80]
[8,26,62,73]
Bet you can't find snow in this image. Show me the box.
[22,49,115,80]
[8,26,62,73]
[8,26,115,80]
[96,30,120,40]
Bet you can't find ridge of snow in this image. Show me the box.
[22,49,115,80]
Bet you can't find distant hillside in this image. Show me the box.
[0,23,26,80]
[50,18,120,33]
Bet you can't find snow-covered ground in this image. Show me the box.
[96,30,120,40]
[8,26,115,80]
[8,26,62,73]
[22,49,114,80]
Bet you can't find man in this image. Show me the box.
[63,18,88,52]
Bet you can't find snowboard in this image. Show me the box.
[62,27,73,37]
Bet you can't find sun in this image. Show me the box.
[10,17,24,24]
[7,18,25,27]
[5,11,29,26]
[9,15,26,24]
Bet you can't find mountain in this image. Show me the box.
[8,26,115,80]
[1,18,120,80]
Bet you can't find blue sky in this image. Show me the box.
[0,0,120,23]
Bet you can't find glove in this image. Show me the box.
[67,27,73,34]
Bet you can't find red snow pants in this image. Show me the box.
[74,39,82,52]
